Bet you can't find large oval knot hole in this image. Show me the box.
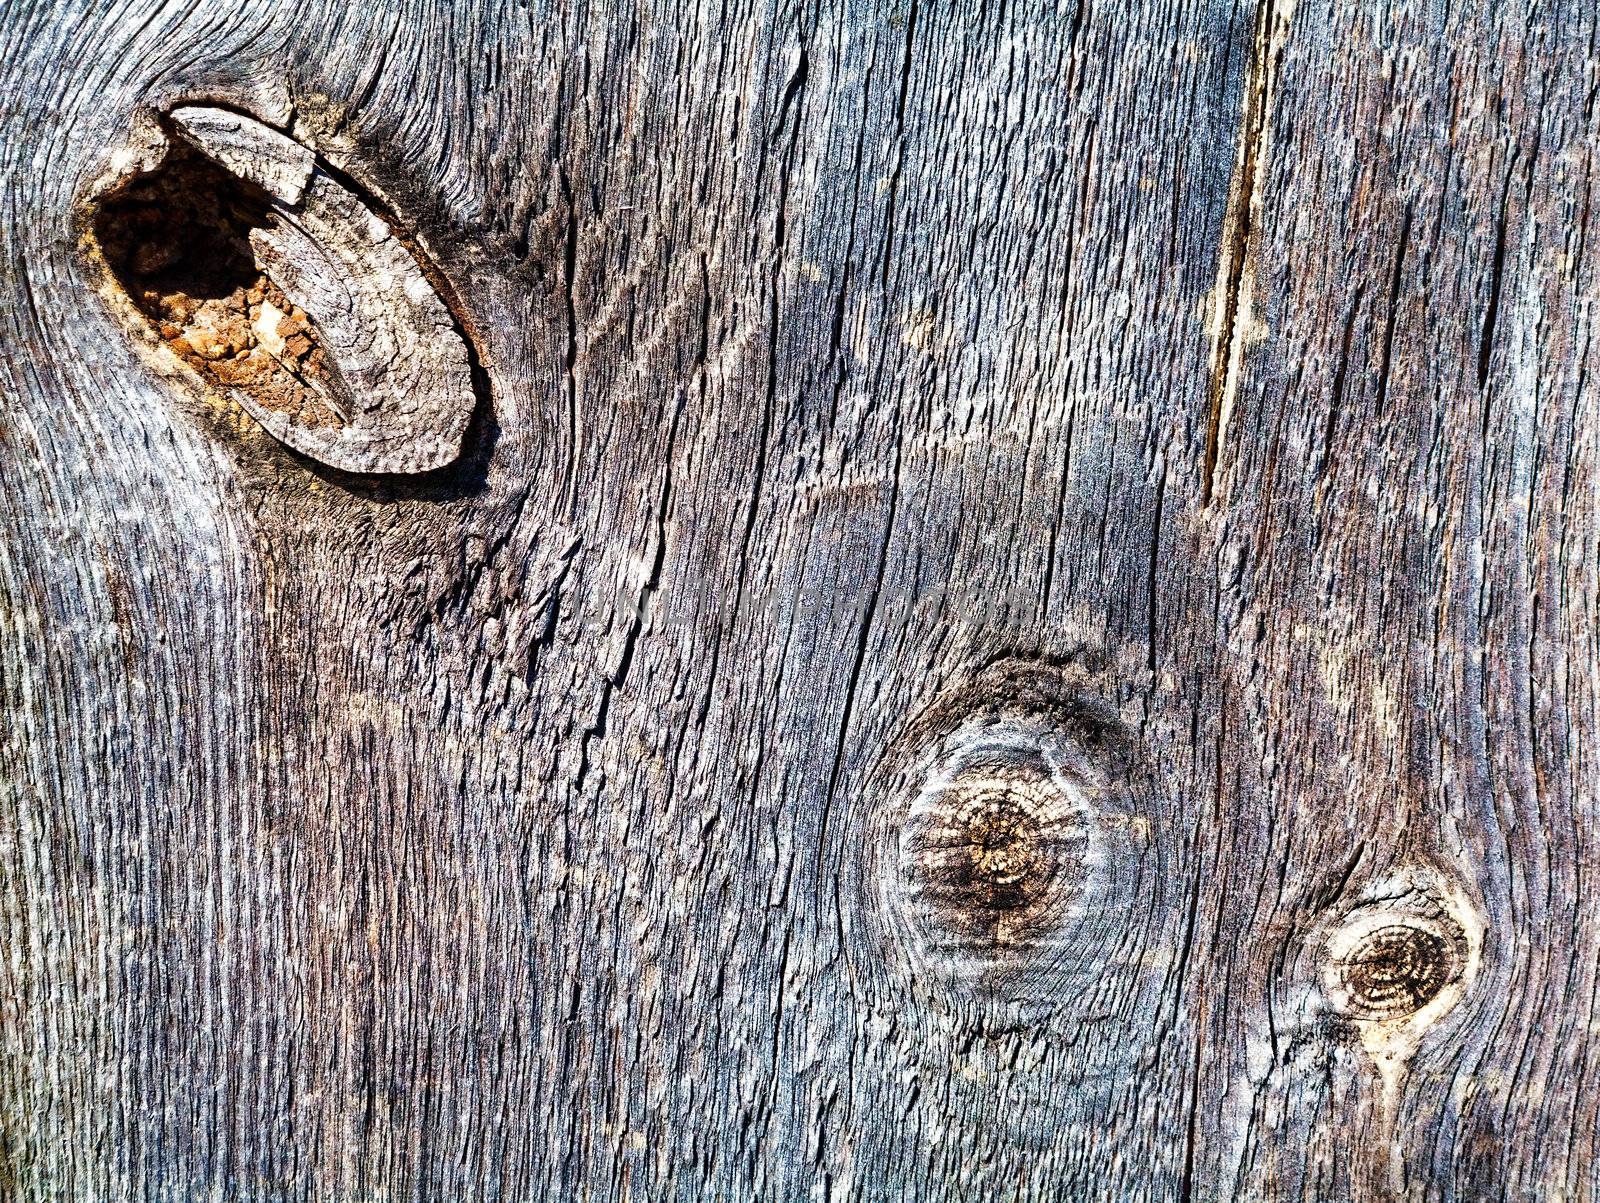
[89,106,480,476]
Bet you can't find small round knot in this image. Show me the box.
[900,751,1088,955]
[1327,918,1463,1021]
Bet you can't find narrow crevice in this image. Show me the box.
[557,159,582,516]
[1204,0,1281,504]
[572,393,683,796]
[877,0,919,291]
[1477,150,1520,394]
[1374,202,1412,415]
[1147,457,1167,673]
[1321,283,1364,481]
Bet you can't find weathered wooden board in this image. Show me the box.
[1,0,1596,1199]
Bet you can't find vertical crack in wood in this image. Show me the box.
[1204,0,1284,504]
[556,158,581,516]
[1477,148,1522,394]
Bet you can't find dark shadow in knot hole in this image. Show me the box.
[93,141,350,433]
[95,143,264,304]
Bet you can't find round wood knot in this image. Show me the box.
[855,659,1149,1004]
[1326,915,1465,1022]
[1337,924,1455,1019]
[900,749,1089,955]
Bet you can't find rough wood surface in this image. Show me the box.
[1,0,1596,1200]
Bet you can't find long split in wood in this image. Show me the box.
[1204,0,1289,503]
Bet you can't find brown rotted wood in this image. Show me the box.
[0,0,1594,1200]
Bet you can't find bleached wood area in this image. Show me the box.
[1,1,1596,1199]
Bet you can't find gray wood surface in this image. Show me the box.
[2,0,1596,1199]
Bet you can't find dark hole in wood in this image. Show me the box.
[92,138,347,430]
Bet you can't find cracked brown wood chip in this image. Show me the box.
[158,105,475,474]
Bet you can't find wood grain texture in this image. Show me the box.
[1,0,1595,1200]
